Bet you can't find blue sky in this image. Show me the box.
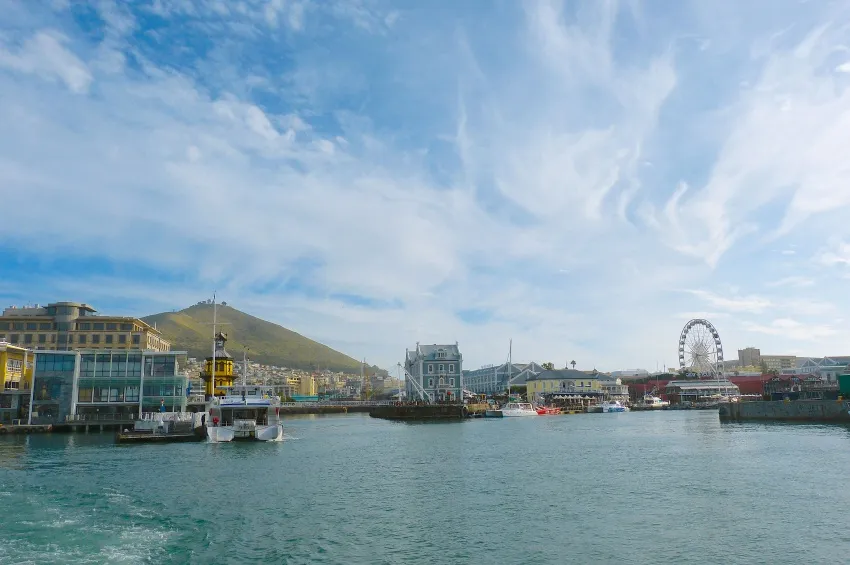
[2,0,850,372]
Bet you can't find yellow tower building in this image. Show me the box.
[201,332,235,398]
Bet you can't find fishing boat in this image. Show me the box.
[600,400,629,413]
[536,406,562,415]
[637,395,669,409]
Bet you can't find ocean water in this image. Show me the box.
[1,411,849,564]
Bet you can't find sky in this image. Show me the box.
[2,0,850,374]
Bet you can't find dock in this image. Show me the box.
[116,429,206,444]
[719,399,850,423]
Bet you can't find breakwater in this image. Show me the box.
[719,399,850,423]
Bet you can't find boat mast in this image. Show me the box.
[211,292,216,399]
[243,348,248,387]
[507,338,512,401]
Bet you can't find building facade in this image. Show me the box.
[404,343,463,402]
[0,342,34,423]
[0,302,170,352]
[462,362,544,395]
[738,347,761,368]
[28,349,188,424]
[526,369,601,403]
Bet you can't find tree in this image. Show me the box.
[570,360,576,370]
[542,362,555,370]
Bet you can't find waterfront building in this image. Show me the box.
[664,379,740,404]
[738,347,761,368]
[598,374,630,402]
[0,342,34,423]
[28,349,188,424]
[759,354,797,372]
[0,302,170,352]
[404,343,463,402]
[796,357,850,381]
[462,361,544,395]
[526,369,601,403]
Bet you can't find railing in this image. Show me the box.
[279,400,394,407]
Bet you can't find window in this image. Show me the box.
[10,334,19,344]
[78,335,87,345]
[450,378,455,386]
[438,364,444,372]
[78,388,93,402]
[428,364,434,374]
[0,322,8,330]
[120,323,132,331]
[106,323,117,331]
[428,378,434,387]
[132,335,140,345]
[105,335,113,344]
[118,335,126,344]
[449,364,454,373]
[93,323,104,331]
[12,323,23,331]
[125,386,139,402]
[92,335,100,344]
[38,322,52,331]
[38,334,46,344]
[24,334,33,344]
[78,322,91,330]
[26,322,37,331]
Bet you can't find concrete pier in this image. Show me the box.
[719,400,850,423]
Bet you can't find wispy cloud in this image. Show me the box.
[2,0,850,369]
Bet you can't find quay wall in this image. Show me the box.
[719,400,850,422]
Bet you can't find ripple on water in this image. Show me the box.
[2,414,850,564]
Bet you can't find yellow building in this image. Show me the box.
[525,369,602,402]
[297,374,317,397]
[0,342,33,391]
[0,302,170,352]
[0,342,34,424]
[201,332,236,397]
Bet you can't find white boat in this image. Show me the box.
[640,395,670,409]
[206,384,284,442]
[600,400,629,413]
[501,402,538,417]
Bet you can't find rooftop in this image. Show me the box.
[527,369,597,381]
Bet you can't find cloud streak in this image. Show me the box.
[2,0,850,370]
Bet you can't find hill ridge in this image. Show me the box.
[143,304,377,374]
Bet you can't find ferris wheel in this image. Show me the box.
[678,319,724,377]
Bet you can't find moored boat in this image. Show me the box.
[536,406,562,415]
[600,400,629,413]
[207,384,284,442]
[501,402,538,417]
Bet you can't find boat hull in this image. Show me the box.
[206,424,283,442]
[501,410,538,417]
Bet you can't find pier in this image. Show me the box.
[719,399,850,423]
[369,404,468,421]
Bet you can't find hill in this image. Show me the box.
[143,303,381,375]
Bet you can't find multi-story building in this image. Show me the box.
[526,369,601,403]
[462,362,544,395]
[738,347,761,368]
[760,354,797,372]
[28,348,188,424]
[0,342,34,423]
[404,342,463,402]
[0,302,170,352]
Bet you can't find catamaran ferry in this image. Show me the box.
[206,384,284,442]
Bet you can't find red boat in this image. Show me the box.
[536,407,561,415]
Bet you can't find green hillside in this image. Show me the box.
[143,304,375,374]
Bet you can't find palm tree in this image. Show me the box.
[570,360,576,370]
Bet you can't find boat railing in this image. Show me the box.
[278,400,395,407]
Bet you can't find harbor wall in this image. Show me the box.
[719,400,850,423]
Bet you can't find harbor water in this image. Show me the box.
[1,411,850,564]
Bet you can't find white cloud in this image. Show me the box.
[0,30,92,93]
[3,1,850,371]
[742,318,837,341]
[766,276,814,288]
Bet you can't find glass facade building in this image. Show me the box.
[29,349,188,424]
